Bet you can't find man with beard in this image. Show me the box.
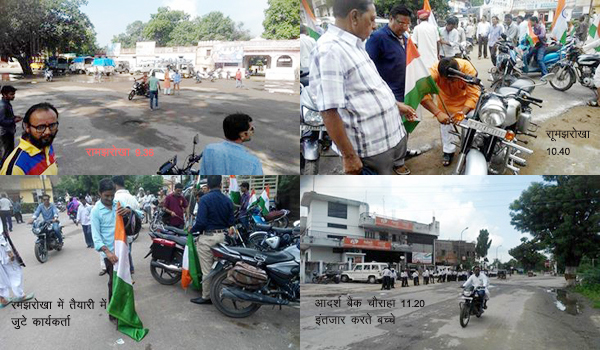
[0,103,58,175]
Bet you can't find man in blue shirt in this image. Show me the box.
[365,5,417,175]
[200,113,263,175]
[190,175,235,305]
[28,194,62,244]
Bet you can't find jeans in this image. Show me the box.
[524,46,548,76]
[82,224,93,247]
[478,35,488,58]
[490,45,498,66]
[149,90,158,109]
[0,211,12,231]
[236,79,242,88]
[52,222,62,244]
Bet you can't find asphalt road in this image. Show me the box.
[300,275,600,350]
[315,56,598,175]
[0,212,299,350]
[1,70,299,174]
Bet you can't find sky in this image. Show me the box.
[300,176,547,263]
[81,0,270,47]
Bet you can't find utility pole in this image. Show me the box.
[459,227,468,267]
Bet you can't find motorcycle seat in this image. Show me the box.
[155,232,187,246]
[271,227,294,235]
[545,45,561,54]
[227,246,295,264]
[510,79,535,93]
[255,223,272,231]
[164,225,186,235]
[264,210,287,221]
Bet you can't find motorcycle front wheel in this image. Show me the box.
[302,159,319,175]
[248,234,267,250]
[459,303,471,328]
[549,65,575,91]
[210,269,262,318]
[35,242,48,263]
[128,91,135,100]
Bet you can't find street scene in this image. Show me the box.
[0,0,300,175]
[0,175,300,349]
[300,0,600,175]
[299,175,600,349]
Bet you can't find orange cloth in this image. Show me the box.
[164,70,171,88]
[235,70,242,80]
[422,58,481,114]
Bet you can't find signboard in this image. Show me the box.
[212,45,244,63]
[412,252,433,264]
[342,237,391,251]
[512,0,559,10]
[136,42,156,56]
[375,216,414,231]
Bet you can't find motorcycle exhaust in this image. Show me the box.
[221,287,290,306]
[150,260,182,273]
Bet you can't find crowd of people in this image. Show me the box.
[379,265,484,290]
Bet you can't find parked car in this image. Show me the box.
[148,68,166,81]
[70,56,94,74]
[115,61,130,74]
[85,58,115,76]
[340,262,388,283]
[133,64,153,75]
[46,57,69,73]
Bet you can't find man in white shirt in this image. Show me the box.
[0,194,12,233]
[76,198,93,248]
[423,268,430,285]
[477,16,491,59]
[518,15,530,45]
[412,270,419,285]
[300,24,317,69]
[381,265,391,290]
[401,269,409,287]
[462,266,490,309]
[390,268,397,288]
[440,16,460,58]
[457,22,466,43]
[466,21,475,44]
[412,10,440,69]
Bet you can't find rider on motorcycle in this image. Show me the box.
[135,72,149,94]
[522,16,548,76]
[462,266,489,309]
[28,194,63,244]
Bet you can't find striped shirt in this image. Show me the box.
[308,24,406,158]
[0,137,57,175]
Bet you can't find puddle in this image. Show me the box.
[546,288,581,315]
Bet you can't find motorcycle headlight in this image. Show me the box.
[33,227,41,235]
[302,106,324,126]
[480,98,506,127]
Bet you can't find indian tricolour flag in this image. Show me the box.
[550,0,572,44]
[181,230,202,291]
[589,15,600,52]
[403,37,439,133]
[526,21,539,47]
[258,186,270,216]
[229,175,240,205]
[248,189,257,207]
[107,204,148,342]
[423,0,438,29]
[302,0,320,40]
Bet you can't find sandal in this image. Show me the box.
[587,100,599,107]
[442,153,454,167]
[405,149,422,159]
[393,165,411,175]
[0,297,10,309]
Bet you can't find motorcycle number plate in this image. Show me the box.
[300,125,324,132]
[466,119,507,138]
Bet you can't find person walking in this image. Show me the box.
[164,68,172,95]
[235,68,243,88]
[76,197,93,248]
[488,16,505,65]
[148,72,161,110]
[173,70,182,95]
[477,16,491,59]
[12,198,23,224]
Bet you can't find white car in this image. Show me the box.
[340,262,388,283]
[148,68,166,81]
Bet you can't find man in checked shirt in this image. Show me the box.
[308,0,418,175]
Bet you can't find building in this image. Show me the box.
[311,0,333,18]
[300,191,440,282]
[435,240,476,266]
[0,176,55,204]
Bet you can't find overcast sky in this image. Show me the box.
[82,0,269,47]
[301,176,546,263]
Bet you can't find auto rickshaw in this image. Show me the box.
[498,270,507,279]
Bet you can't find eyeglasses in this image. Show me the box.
[394,18,410,26]
[248,126,255,133]
[28,122,59,133]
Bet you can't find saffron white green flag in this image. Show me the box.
[248,189,257,207]
[258,186,270,216]
[403,37,440,133]
[423,0,438,29]
[229,175,240,205]
[588,15,600,52]
[302,0,321,40]
[107,204,149,342]
[550,0,571,44]
[181,230,202,291]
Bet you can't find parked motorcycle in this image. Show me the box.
[300,87,330,175]
[312,270,341,284]
[242,205,290,230]
[205,242,300,318]
[458,41,474,61]
[144,228,198,285]
[44,69,53,82]
[549,37,600,92]
[31,221,63,263]
[247,222,300,252]
[446,68,548,175]
[128,81,149,100]
[489,35,521,90]
[157,134,202,175]
[518,39,564,75]
[459,286,486,328]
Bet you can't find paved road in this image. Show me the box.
[0,212,299,350]
[315,56,598,175]
[300,275,600,350]
[2,70,299,174]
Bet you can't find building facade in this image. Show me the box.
[0,176,55,204]
[435,240,477,266]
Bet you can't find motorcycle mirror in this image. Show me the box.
[193,134,199,145]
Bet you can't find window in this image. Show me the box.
[328,202,347,219]
[206,49,211,56]
[354,265,363,271]
[441,250,446,256]
[365,231,375,239]
[276,55,293,67]
[363,265,370,270]
[327,235,345,240]
[379,232,389,241]
[392,235,397,242]
[327,223,347,229]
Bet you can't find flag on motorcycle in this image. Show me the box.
[589,15,600,52]
[403,37,440,133]
[181,230,202,291]
[249,189,257,207]
[229,175,240,205]
[258,186,270,216]
[550,0,572,44]
[107,204,148,342]
[301,0,321,40]
[423,0,438,29]
[526,21,539,46]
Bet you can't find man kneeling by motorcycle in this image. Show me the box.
[462,266,490,309]
[420,57,481,167]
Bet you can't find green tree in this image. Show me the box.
[475,229,492,261]
[510,176,600,286]
[263,0,300,39]
[374,0,450,21]
[112,21,147,48]
[508,238,547,271]
[0,0,97,76]
[143,7,190,46]
[196,12,251,41]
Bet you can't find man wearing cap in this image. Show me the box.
[411,9,440,69]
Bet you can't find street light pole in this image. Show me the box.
[459,227,468,267]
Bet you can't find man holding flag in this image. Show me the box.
[190,175,235,305]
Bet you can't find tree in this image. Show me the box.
[0,0,97,76]
[509,176,600,286]
[508,238,547,271]
[196,12,251,42]
[263,0,300,40]
[55,176,165,200]
[112,21,147,48]
[374,0,450,21]
[143,7,190,47]
[475,229,492,261]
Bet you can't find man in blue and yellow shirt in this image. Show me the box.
[0,102,59,175]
